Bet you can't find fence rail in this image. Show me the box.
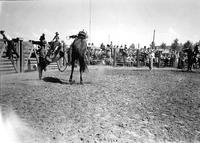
[0,39,64,75]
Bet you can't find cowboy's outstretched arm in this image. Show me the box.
[0,33,10,41]
[69,35,77,39]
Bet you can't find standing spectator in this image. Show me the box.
[148,51,154,70]
[184,46,194,71]
[178,51,185,69]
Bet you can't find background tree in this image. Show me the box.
[183,40,193,51]
[171,39,180,52]
[160,42,167,50]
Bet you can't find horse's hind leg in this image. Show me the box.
[69,60,75,83]
[38,64,43,80]
[79,57,85,84]
[80,67,83,84]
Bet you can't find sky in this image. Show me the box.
[0,0,200,47]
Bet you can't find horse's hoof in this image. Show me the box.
[69,80,75,84]
[80,81,83,85]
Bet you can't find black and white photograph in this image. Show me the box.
[0,0,200,142]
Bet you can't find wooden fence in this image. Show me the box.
[0,38,62,75]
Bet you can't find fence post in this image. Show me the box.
[19,38,24,72]
[136,49,140,67]
[174,52,179,68]
[15,39,20,73]
[113,48,116,67]
[158,51,161,68]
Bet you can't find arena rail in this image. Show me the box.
[0,38,60,75]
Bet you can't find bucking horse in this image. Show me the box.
[30,30,88,84]
[68,30,88,84]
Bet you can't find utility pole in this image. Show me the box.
[152,29,155,49]
[89,0,92,42]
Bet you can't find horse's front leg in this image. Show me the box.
[69,60,75,83]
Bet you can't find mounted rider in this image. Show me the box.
[0,30,19,59]
[49,32,62,54]
[44,32,63,63]
[30,33,46,58]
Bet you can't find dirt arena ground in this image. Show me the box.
[0,66,200,143]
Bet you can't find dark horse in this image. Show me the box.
[69,31,88,84]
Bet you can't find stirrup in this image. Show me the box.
[1,55,7,58]
[46,56,52,63]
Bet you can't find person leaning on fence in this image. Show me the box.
[0,30,19,59]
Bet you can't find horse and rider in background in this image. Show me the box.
[0,30,19,59]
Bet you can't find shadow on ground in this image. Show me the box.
[42,77,92,85]
[170,69,200,74]
[43,77,65,84]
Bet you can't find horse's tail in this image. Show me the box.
[79,56,88,72]
[79,39,88,72]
